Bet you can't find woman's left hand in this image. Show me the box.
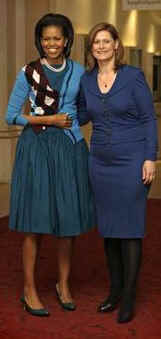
[142,160,156,184]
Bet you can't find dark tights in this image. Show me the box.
[104,238,142,299]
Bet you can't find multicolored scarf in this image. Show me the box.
[24,58,59,116]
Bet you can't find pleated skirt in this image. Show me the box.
[9,126,95,236]
[89,140,150,238]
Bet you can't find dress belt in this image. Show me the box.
[31,124,53,134]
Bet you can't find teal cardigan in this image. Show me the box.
[6,59,85,144]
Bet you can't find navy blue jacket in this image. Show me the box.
[78,65,158,160]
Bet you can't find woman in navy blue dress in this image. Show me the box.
[78,23,158,323]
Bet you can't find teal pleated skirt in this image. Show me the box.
[9,126,95,236]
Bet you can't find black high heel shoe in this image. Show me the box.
[20,296,50,317]
[97,294,121,313]
[117,293,136,323]
[55,284,76,311]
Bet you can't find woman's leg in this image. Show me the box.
[57,237,76,302]
[104,238,124,298]
[23,233,44,309]
[118,238,142,323]
[98,238,124,312]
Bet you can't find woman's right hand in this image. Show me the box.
[46,113,72,128]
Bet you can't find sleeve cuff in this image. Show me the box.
[15,115,29,126]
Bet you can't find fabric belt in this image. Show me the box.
[31,124,51,134]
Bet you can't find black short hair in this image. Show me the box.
[35,13,74,58]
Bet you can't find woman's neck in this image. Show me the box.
[97,59,115,74]
[46,55,64,65]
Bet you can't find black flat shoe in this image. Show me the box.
[20,296,50,317]
[55,284,76,311]
[97,295,120,313]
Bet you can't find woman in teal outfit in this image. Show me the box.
[6,13,94,316]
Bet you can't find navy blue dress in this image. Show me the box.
[78,65,158,238]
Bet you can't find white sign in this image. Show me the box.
[122,0,161,10]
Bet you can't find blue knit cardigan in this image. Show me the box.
[6,59,85,144]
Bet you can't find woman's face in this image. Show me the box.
[41,25,67,64]
[92,30,118,63]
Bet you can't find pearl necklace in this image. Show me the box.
[41,58,67,72]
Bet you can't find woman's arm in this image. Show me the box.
[23,113,72,128]
[133,70,158,183]
[77,82,91,126]
[6,70,30,126]
[133,70,158,161]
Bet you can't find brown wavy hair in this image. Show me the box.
[86,22,124,71]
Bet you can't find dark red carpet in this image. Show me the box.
[0,199,161,339]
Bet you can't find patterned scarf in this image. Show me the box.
[24,58,59,116]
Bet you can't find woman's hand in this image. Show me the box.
[46,113,72,128]
[23,112,72,128]
[142,160,156,184]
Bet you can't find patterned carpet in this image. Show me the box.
[0,199,161,339]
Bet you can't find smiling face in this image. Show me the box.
[92,30,118,63]
[41,25,67,64]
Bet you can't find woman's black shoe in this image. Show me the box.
[117,294,135,323]
[20,296,50,317]
[55,284,76,311]
[97,295,120,313]
[117,309,134,323]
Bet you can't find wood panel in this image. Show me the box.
[0,0,8,124]
[26,0,50,62]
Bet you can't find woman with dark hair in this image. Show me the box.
[78,22,158,323]
[6,13,94,316]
